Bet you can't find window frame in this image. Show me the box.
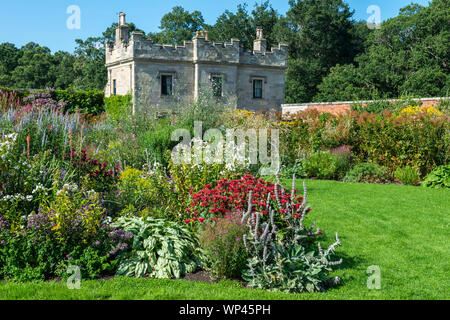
[210,75,224,97]
[160,74,174,97]
[252,79,263,99]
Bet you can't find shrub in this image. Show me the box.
[422,165,450,189]
[241,177,342,293]
[394,166,421,186]
[104,94,132,121]
[138,119,178,167]
[302,151,340,179]
[198,211,248,280]
[52,89,104,115]
[280,160,307,179]
[117,166,172,216]
[328,145,352,178]
[436,98,450,115]
[351,98,420,114]
[343,163,390,183]
[112,217,199,279]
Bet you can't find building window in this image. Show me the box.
[161,75,173,96]
[113,79,117,96]
[211,76,223,97]
[253,79,263,99]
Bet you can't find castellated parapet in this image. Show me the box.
[105,13,288,112]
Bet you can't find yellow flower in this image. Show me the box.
[400,105,441,116]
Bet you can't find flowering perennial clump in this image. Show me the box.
[64,149,119,192]
[187,174,308,224]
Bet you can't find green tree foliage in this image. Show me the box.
[316,0,450,101]
[0,43,21,87]
[149,6,207,45]
[10,43,57,89]
[208,2,280,51]
[275,0,365,103]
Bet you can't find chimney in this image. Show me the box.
[116,13,129,43]
[119,13,126,26]
[253,28,267,54]
[194,30,209,41]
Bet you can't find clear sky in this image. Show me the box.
[0,0,431,53]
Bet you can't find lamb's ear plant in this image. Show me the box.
[241,174,342,293]
[112,217,199,279]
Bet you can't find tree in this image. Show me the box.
[274,0,360,102]
[72,37,107,91]
[53,51,78,89]
[208,4,253,49]
[209,2,280,51]
[315,0,450,101]
[150,6,207,44]
[314,64,378,102]
[0,43,21,87]
[10,43,56,89]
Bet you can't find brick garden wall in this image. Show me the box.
[281,97,445,117]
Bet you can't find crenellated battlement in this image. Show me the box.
[106,22,287,68]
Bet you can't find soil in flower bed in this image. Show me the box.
[182,271,218,284]
[182,270,250,288]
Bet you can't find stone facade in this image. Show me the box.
[105,13,288,112]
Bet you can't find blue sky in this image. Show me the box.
[0,0,431,53]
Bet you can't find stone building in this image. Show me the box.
[105,13,288,112]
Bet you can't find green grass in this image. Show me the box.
[1,180,449,300]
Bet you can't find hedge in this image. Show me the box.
[0,87,105,115]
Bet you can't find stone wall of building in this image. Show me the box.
[105,14,288,112]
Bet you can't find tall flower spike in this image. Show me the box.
[254,212,260,241]
[241,191,253,224]
[301,181,307,210]
[291,174,296,202]
[274,183,282,208]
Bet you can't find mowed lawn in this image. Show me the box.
[1,180,449,300]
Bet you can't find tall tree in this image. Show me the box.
[209,2,280,50]
[150,6,207,44]
[72,37,107,91]
[275,0,358,102]
[0,43,21,87]
[53,51,78,89]
[315,0,450,101]
[208,4,253,49]
[10,43,56,89]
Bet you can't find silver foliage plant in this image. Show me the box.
[241,174,342,293]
